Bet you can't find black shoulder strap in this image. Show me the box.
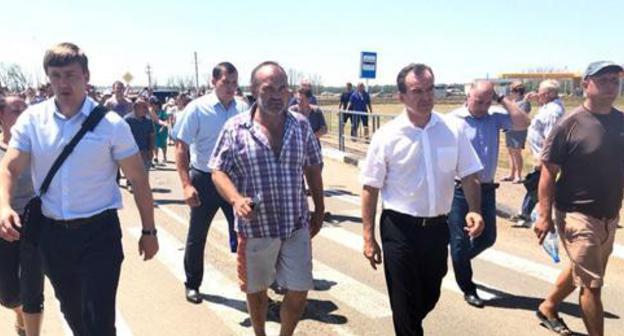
[39,105,108,195]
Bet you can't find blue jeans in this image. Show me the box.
[447,185,497,294]
[520,169,540,218]
[184,168,237,290]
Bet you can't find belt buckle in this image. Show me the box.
[422,218,428,227]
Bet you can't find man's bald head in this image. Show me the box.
[467,80,495,117]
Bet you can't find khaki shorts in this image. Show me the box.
[555,211,618,288]
[237,228,313,294]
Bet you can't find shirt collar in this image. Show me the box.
[243,104,296,129]
[51,96,95,120]
[396,109,441,130]
[205,92,237,110]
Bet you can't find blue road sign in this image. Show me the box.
[360,51,377,79]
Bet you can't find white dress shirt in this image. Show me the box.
[10,97,138,220]
[360,111,482,217]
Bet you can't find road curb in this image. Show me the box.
[321,148,518,218]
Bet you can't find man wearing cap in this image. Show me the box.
[534,61,624,336]
[502,81,532,183]
[175,62,248,304]
[448,80,531,308]
[511,80,565,227]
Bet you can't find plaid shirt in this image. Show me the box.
[209,106,323,239]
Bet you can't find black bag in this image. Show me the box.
[21,106,108,245]
[522,169,541,192]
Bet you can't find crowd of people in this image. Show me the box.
[0,41,622,336]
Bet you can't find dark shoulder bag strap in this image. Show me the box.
[38,105,108,195]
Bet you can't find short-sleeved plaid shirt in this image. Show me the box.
[209,105,323,239]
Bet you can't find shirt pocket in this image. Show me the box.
[74,133,110,164]
[437,147,458,172]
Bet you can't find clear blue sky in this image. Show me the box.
[1,0,621,87]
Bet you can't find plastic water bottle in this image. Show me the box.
[543,229,561,263]
[531,208,560,263]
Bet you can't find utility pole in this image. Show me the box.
[194,51,199,91]
[145,64,152,89]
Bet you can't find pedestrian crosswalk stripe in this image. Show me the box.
[317,221,564,287]
[128,227,281,336]
[613,243,624,260]
[154,203,378,334]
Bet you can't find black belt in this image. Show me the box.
[413,215,447,227]
[455,180,499,191]
[48,209,114,229]
[190,166,210,174]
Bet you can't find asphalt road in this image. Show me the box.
[1,156,623,336]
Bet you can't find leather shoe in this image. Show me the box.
[464,293,484,308]
[185,288,202,304]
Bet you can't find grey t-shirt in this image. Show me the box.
[0,147,35,213]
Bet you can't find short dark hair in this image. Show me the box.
[43,42,89,74]
[250,61,287,91]
[212,62,237,81]
[396,63,434,94]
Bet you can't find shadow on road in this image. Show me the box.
[201,291,348,328]
[478,284,620,320]
[154,199,186,205]
[313,278,338,291]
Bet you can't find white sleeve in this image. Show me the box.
[359,132,387,188]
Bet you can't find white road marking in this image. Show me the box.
[128,226,281,336]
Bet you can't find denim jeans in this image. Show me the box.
[184,168,237,290]
[447,185,497,294]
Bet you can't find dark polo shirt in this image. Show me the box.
[542,106,624,218]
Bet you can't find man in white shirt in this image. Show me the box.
[512,80,565,227]
[0,43,158,335]
[360,63,485,336]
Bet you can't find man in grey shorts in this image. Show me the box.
[502,81,531,183]
[211,61,324,336]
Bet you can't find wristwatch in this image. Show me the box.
[141,228,158,236]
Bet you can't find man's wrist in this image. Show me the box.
[141,228,158,236]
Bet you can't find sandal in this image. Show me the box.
[536,310,572,335]
[15,325,26,336]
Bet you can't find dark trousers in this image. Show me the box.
[184,168,236,290]
[448,185,497,294]
[520,169,540,218]
[40,210,123,336]
[0,237,44,313]
[380,210,449,336]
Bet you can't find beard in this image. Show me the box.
[257,96,286,116]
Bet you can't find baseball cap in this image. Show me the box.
[583,61,623,79]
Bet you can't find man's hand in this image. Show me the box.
[0,207,21,242]
[183,185,201,207]
[525,91,538,101]
[533,215,554,245]
[309,210,323,238]
[233,197,254,220]
[363,238,382,270]
[138,235,159,261]
[464,212,484,238]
